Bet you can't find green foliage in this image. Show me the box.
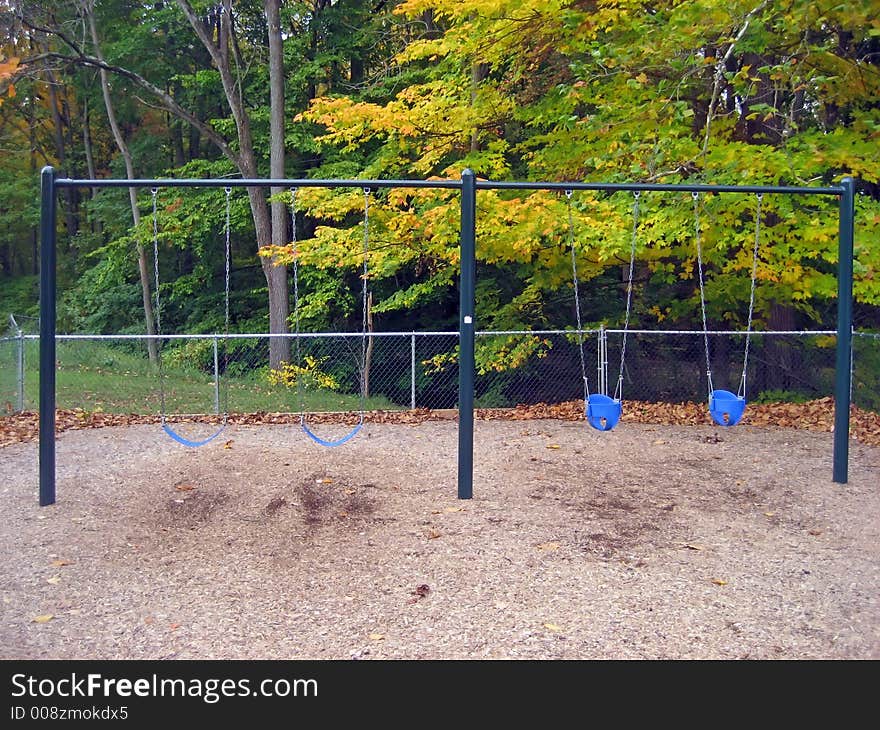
[0,275,39,323]
[297,0,879,336]
[752,389,814,405]
[852,335,880,413]
[1,0,878,386]
[268,356,341,391]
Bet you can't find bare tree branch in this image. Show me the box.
[176,0,252,172]
[701,0,770,158]
[17,50,240,166]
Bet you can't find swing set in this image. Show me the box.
[36,168,857,505]
[289,186,371,448]
[566,189,765,431]
[149,185,373,449]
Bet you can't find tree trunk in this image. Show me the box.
[177,0,290,369]
[28,83,38,275]
[85,2,158,363]
[169,112,186,167]
[767,302,795,392]
[470,62,489,152]
[81,97,101,242]
[44,70,78,239]
[265,0,290,367]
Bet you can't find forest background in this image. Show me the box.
[0,0,877,405]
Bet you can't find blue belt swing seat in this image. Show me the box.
[567,190,640,432]
[151,187,232,447]
[289,187,370,447]
[693,192,763,427]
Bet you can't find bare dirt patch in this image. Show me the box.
[0,419,877,660]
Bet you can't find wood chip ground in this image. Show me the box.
[1,410,878,659]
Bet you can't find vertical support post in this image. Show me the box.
[213,335,220,414]
[410,332,416,410]
[17,328,25,412]
[39,166,57,506]
[457,169,476,499]
[833,176,855,484]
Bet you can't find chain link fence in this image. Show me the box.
[0,329,877,416]
[0,315,35,414]
[476,329,877,413]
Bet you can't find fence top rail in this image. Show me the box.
[23,328,856,341]
[604,329,840,336]
[50,172,845,196]
[479,181,844,196]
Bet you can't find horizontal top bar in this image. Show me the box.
[53,177,463,190]
[480,181,843,195]
[49,172,844,196]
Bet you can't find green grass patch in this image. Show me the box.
[16,340,399,414]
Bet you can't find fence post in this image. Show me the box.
[17,328,24,412]
[213,335,220,414]
[410,332,416,410]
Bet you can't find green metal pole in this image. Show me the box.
[458,169,476,499]
[833,177,855,484]
[39,166,57,506]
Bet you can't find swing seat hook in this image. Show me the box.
[709,389,746,427]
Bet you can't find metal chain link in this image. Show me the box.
[151,189,161,336]
[566,190,590,405]
[291,188,370,422]
[152,187,231,423]
[150,188,167,418]
[289,187,303,421]
[360,187,370,415]
[222,187,231,417]
[614,191,640,402]
[738,193,762,399]
[693,192,714,399]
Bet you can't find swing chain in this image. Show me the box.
[738,193,762,399]
[360,188,370,415]
[150,186,231,433]
[693,191,714,399]
[290,188,370,433]
[222,187,232,416]
[566,190,590,404]
[151,189,162,337]
[150,188,168,419]
[224,188,231,335]
[614,191,640,402]
[289,187,305,423]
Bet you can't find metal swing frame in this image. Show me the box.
[693,192,764,427]
[567,189,640,431]
[36,169,856,505]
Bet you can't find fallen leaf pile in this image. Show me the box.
[1,397,878,448]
